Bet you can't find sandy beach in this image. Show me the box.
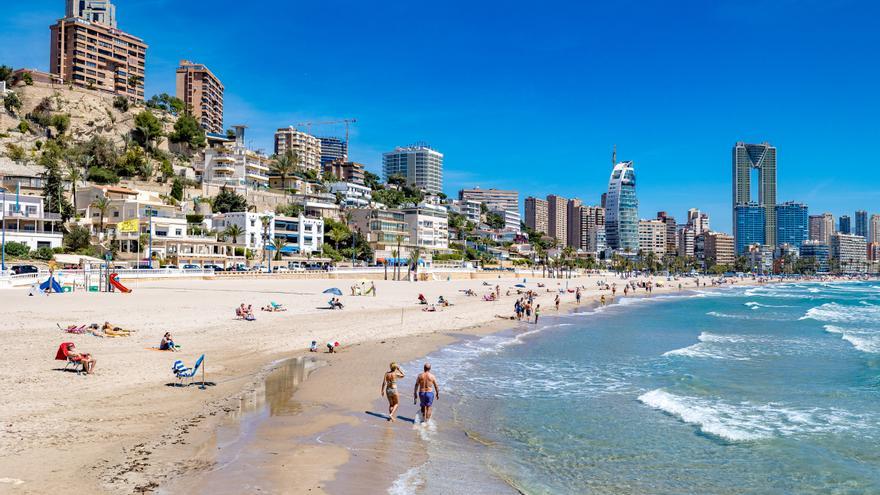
[0,271,734,494]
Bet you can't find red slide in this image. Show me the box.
[109,273,132,293]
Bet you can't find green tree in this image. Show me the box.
[78,136,118,170]
[112,96,130,112]
[117,145,147,178]
[65,159,83,214]
[270,150,300,195]
[170,177,184,201]
[364,170,382,190]
[40,144,73,221]
[21,72,33,85]
[0,65,12,86]
[212,187,248,213]
[169,113,206,148]
[328,223,350,250]
[272,237,286,261]
[486,211,505,229]
[87,166,119,184]
[132,110,163,150]
[159,158,174,180]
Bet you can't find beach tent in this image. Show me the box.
[323,288,343,296]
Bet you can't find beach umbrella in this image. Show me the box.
[514,284,526,288]
[323,288,343,295]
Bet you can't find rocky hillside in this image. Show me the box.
[1,81,178,160]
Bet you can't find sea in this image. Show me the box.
[390,281,880,494]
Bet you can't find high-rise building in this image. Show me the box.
[524,197,548,235]
[274,127,322,171]
[704,232,735,267]
[734,204,765,255]
[800,240,830,273]
[855,210,868,239]
[66,0,116,27]
[175,60,224,134]
[775,201,809,248]
[809,213,834,246]
[605,161,639,253]
[566,198,582,248]
[677,226,695,258]
[458,188,519,215]
[50,0,147,99]
[838,215,851,235]
[687,208,710,234]
[638,220,667,256]
[546,195,568,246]
[830,233,867,273]
[318,137,347,169]
[382,144,443,194]
[870,214,880,245]
[733,142,777,249]
[585,206,605,254]
[656,212,678,255]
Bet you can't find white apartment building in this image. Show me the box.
[196,131,271,189]
[831,233,867,273]
[447,199,481,224]
[0,192,64,250]
[677,226,695,258]
[402,202,449,251]
[211,211,275,251]
[382,145,443,194]
[638,219,667,256]
[273,214,324,254]
[488,204,522,234]
[274,127,322,172]
[328,182,372,209]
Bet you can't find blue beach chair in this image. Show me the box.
[171,354,205,387]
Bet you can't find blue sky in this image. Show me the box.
[2,0,879,231]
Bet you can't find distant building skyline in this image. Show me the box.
[605,161,639,253]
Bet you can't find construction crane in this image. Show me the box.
[294,119,358,160]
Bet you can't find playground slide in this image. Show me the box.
[109,274,132,293]
[39,277,63,293]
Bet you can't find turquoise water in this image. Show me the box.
[393,282,880,494]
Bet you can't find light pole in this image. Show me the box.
[146,207,154,268]
[1,189,6,273]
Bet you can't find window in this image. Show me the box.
[113,211,119,218]
[175,229,182,236]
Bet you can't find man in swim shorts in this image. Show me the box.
[414,363,440,423]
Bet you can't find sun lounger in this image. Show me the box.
[55,342,83,373]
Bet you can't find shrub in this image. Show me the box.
[87,166,120,184]
[50,114,71,134]
[4,143,25,162]
[112,96,130,112]
[17,120,28,134]
[3,92,22,115]
[4,242,30,258]
[31,246,55,260]
[63,225,91,252]
[22,72,33,85]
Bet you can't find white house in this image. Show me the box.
[328,182,372,208]
[211,211,275,251]
[402,202,449,251]
[273,214,324,255]
[0,192,64,250]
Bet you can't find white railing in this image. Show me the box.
[0,268,216,288]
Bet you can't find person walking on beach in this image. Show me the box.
[576,288,581,304]
[414,363,440,423]
[534,304,541,324]
[381,362,406,422]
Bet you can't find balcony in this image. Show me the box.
[212,164,236,174]
[246,172,270,182]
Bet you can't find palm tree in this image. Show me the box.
[395,234,404,281]
[328,224,349,251]
[409,246,422,281]
[270,150,300,196]
[91,196,111,234]
[260,215,272,266]
[224,224,243,244]
[65,160,83,215]
[272,237,286,261]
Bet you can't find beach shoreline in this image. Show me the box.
[0,273,784,494]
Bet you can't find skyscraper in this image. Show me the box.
[809,213,834,246]
[524,197,548,235]
[318,137,347,169]
[775,202,809,248]
[51,0,147,99]
[733,142,777,249]
[734,204,765,254]
[175,60,224,134]
[605,161,639,253]
[870,214,880,245]
[855,210,868,239]
[382,144,443,194]
[566,199,582,248]
[838,215,851,235]
[687,208,710,234]
[458,188,519,215]
[547,195,568,246]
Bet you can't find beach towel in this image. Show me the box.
[55,342,73,361]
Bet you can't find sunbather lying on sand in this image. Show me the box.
[101,321,132,337]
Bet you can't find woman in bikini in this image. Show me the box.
[381,362,406,422]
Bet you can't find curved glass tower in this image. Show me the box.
[605,161,639,253]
